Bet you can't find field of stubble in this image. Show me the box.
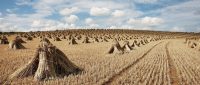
[0,30,200,85]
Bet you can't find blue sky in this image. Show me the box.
[0,0,200,32]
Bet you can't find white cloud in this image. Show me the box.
[31,20,43,27]
[59,7,79,16]
[38,0,66,5]
[170,26,185,32]
[85,18,99,27]
[30,19,69,31]
[1,0,199,32]
[90,7,110,16]
[96,9,143,27]
[134,0,158,4]
[16,0,33,5]
[69,0,129,10]
[88,24,99,28]
[0,22,27,32]
[141,17,164,25]
[64,15,79,24]
[156,0,200,32]
[0,0,139,31]
[0,22,11,32]
[31,19,58,28]
[127,17,164,26]
[31,0,68,18]
[108,25,153,30]
[31,19,54,27]
[109,26,117,29]
[127,18,138,24]
[85,18,94,25]
[112,10,125,17]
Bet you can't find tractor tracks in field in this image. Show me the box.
[102,41,163,85]
[165,42,180,85]
[0,78,10,85]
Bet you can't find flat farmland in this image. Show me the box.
[0,30,200,85]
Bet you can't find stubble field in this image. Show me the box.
[0,30,200,85]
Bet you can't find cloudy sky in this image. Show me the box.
[0,0,200,32]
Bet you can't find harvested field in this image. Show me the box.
[0,30,200,85]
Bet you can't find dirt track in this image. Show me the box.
[102,42,163,85]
